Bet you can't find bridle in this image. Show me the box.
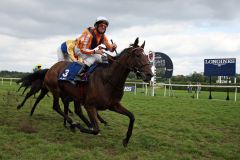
[123,47,151,76]
[105,46,151,90]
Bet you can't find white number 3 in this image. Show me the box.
[62,69,69,77]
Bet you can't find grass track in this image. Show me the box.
[0,83,240,160]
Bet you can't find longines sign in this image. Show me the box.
[204,58,236,76]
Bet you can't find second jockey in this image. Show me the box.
[33,64,42,72]
[74,16,117,80]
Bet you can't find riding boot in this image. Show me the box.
[74,64,89,81]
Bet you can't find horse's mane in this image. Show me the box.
[114,43,143,60]
[114,46,133,59]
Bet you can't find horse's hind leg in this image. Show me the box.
[52,93,77,130]
[97,112,108,126]
[109,103,135,147]
[52,93,73,123]
[62,99,70,126]
[52,94,94,133]
[30,88,48,116]
[68,108,73,114]
[73,101,92,128]
[85,107,100,135]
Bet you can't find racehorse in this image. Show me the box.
[17,69,49,109]
[16,73,40,96]
[16,80,30,95]
[44,38,153,147]
[16,69,107,127]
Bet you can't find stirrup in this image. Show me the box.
[74,73,87,82]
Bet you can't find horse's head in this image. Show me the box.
[120,38,153,82]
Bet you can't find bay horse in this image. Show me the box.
[16,69,107,127]
[44,38,153,147]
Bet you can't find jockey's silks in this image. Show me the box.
[61,40,83,62]
[76,27,114,55]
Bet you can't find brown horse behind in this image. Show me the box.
[44,38,153,147]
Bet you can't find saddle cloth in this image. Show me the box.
[59,62,97,82]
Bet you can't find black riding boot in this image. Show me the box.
[74,64,89,81]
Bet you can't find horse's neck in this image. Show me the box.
[105,60,130,89]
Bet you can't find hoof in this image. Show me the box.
[93,130,100,135]
[122,138,128,147]
[89,127,94,131]
[70,123,77,132]
[104,123,109,127]
[29,111,34,116]
[17,105,22,110]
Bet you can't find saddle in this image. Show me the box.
[59,62,97,85]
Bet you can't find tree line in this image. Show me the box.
[1,70,240,85]
[0,70,30,78]
[128,71,240,84]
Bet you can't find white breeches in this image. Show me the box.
[57,47,73,62]
[74,46,103,67]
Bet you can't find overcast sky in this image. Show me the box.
[0,0,240,75]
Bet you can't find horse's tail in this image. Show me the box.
[16,69,49,87]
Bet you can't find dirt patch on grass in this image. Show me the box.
[18,120,38,134]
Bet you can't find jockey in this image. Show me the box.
[57,39,82,63]
[33,64,42,72]
[74,16,117,79]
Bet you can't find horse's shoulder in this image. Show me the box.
[96,63,109,70]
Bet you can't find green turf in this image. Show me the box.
[0,83,240,160]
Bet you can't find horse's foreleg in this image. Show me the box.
[17,85,22,92]
[110,103,135,147]
[17,87,38,109]
[30,88,48,116]
[22,86,29,95]
[73,101,92,128]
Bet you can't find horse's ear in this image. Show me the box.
[133,37,139,47]
[141,41,145,49]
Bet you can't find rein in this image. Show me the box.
[104,46,150,91]
[121,47,150,73]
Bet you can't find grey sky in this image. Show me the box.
[0,0,240,75]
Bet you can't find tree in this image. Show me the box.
[190,72,205,82]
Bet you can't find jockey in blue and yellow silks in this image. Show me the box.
[57,39,83,63]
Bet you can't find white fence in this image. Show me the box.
[162,83,239,102]
[1,77,239,101]
[1,77,20,85]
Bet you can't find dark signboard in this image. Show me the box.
[155,52,173,78]
[204,58,236,76]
